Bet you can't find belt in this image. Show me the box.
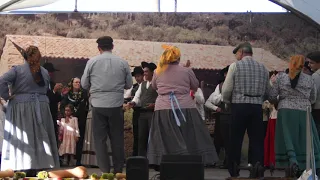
[13,93,45,125]
[244,94,262,98]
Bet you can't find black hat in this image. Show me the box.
[131,66,144,76]
[43,62,59,72]
[141,61,157,72]
[96,36,113,47]
[233,42,253,54]
[220,65,229,76]
[306,51,320,63]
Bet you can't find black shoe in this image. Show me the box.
[229,162,240,177]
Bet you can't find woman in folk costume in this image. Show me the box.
[147,45,218,168]
[263,72,278,168]
[269,55,320,176]
[0,46,59,174]
[60,77,89,166]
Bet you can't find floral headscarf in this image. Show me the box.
[156,45,181,75]
[25,46,43,85]
[288,55,305,89]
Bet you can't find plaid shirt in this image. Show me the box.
[222,56,270,105]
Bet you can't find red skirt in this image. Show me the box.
[264,118,276,167]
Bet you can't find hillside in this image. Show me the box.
[0,12,318,60]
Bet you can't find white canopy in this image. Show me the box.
[0,0,318,29]
[269,0,320,29]
[0,0,59,12]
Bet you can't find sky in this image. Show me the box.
[11,0,287,13]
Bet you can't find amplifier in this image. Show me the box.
[160,155,204,180]
[126,156,149,180]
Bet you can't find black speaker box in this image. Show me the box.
[126,156,149,180]
[160,155,204,180]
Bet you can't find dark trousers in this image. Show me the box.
[228,103,264,177]
[92,107,124,173]
[213,116,223,155]
[137,112,153,156]
[214,113,230,163]
[312,109,320,138]
[132,110,140,156]
[76,115,87,165]
[51,114,59,147]
[247,120,268,165]
[220,114,231,165]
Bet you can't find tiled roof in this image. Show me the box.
[2,35,287,71]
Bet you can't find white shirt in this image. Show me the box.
[132,81,151,106]
[124,87,133,99]
[194,88,205,120]
[205,85,222,111]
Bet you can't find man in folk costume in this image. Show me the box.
[81,36,133,173]
[205,65,230,169]
[222,42,270,177]
[307,51,320,136]
[128,62,158,156]
[124,66,144,156]
[43,62,63,144]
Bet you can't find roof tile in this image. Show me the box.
[3,34,288,70]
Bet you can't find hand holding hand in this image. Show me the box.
[146,103,155,109]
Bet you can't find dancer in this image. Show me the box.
[147,45,218,169]
[0,46,59,174]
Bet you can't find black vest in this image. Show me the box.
[140,81,158,109]
[131,83,140,97]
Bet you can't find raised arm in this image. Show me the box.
[268,74,280,104]
[81,60,92,90]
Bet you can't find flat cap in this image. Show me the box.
[306,51,320,62]
[233,42,253,54]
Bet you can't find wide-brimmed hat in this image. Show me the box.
[131,66,144,76]
[141,62,157,72]
[43,62,59,72]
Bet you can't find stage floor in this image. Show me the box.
[86,167,286,180]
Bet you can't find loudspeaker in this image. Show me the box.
[160,155,204,180]
[126,156,149,180]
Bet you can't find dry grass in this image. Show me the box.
[0,13,318,60]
